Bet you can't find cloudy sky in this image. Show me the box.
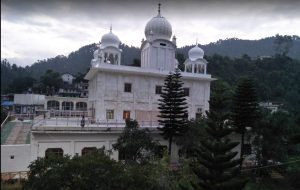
[1,0,300,67]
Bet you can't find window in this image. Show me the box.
[82,147,97,156]
[62,101,74,110]
[45,148,63,159]
[155,85,163,94]
[183,88,190,96]
[243,144,252,155]
[76,102,87,111]
[160,43,166,46]
[106,110,114,119]
[10,155,14,159]
[47,100,59,110]
[123,111,131,120]
[124,83,132,92]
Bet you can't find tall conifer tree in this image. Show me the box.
[231,77,258,167]
[158,69,188,155]
[191,80,247,190]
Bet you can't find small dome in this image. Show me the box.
[101,30,120,48]
[188,45,204,61]
[93,49,99,58]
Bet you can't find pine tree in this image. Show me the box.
[158,69,188,156]
[191,80,247,190]
[231,77,258,167]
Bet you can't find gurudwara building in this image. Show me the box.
[86,5,212,124]
[1,4,215,173]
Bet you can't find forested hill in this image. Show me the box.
[2,35,299,80]
[179,35,300,60]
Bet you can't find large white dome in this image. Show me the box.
[101,30,120,48]
[144,8,172,41]
[188,45,204,61]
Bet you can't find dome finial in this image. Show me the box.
[110,24,112,33]
[196,38,198,46]
[158,3,161,16]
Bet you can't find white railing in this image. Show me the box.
[32,117,160,128]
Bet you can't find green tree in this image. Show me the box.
[132,59,141,67]
[190,79,247,190]
[274,34,293,56]
[253,110,292,170]
[176,53,185,71]
[176,119,207,159]
[23,155,70,190]
[231,77,259,166]
[23,149,127,190]
[113,119,158,164]
[158,69,188,156]
[39,69,63,95]
[9,76,36,93]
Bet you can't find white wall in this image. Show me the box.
[14,94,45,105]
[89,71,211,121]
[1,144,31,172]
[61,73,75,84]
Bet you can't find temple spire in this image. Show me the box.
[110,24,112,33]
[157,3,161,16]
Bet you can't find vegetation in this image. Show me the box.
[190,78,246,190]
[113,119,158,164]
[231,77,259,165]
[158,69,188,156]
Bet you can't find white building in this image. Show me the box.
[2,4,214,173]
[61,73,75,85]
[85,5,213,124]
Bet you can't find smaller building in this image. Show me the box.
[13,94,45,115]
[259,102,281,113]
[61,72,75,85]
[58,73,89,98]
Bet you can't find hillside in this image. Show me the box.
[3,35,299,79]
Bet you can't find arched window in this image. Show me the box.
[45,148,63,159]
[108,53,115,64]
[47,100,59,110]
[81,147,97,156]
[114,54,119,64]
[62,101,73,110]
[185,64,192,73]
[76,102,87,111]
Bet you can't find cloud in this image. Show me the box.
[1,0,300,67]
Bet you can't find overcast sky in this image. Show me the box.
[1,0,300,67]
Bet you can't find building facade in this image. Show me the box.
[85,5,213,125]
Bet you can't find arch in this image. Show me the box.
[45,148,63,158]
[81,147,97,156]
[108,53,115,64]
[47,100,59,110]
[75,102,87,111]
[62,101,74,110]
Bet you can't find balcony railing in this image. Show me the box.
[32,116,160,129]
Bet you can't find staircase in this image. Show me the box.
[3,121,31,145]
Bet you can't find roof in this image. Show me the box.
[85,64,214,82]
[1,101,14,106]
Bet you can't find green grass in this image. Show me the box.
[1,122,15,144]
